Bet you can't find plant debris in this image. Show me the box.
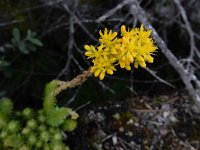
[67,91,200,150]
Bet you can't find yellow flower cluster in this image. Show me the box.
[84,24,157,80]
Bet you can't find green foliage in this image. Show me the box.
[3,134,23,148]
[0,28,43,55]
[63,119,77,132]
[0,27,48,100]
[11,28,43,54]
[0,80,79,149]
[0,113,7,129]
[22,108,33,119]
[7,120,20,133]
[43,80,79,127]
[0,97,13,115]
[46,107,69,127]
[43,80,59,114]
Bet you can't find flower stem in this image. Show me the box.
[54,69,92,96]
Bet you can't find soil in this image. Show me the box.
[66,91,200,150]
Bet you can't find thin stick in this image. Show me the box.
[54,69,92,96]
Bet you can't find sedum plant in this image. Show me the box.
[0,24,157,149]
[11,28,43,54]
[84,24,157,80]
[0,81,78,150]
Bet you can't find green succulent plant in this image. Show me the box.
[11,28,43,54]
[0,80,78,149]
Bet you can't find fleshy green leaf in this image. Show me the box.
[0,97,13,115]
[47,107,68,127]
[0,113,7,129]
[28,38,43,47]
[19,42,28,54]
[3,135,23,148]
[43,80,59,114]
[12,28,20,42]
[27,30,32,38]
[63,119,77,132]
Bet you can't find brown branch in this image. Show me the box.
[173,0,196,59]
[96,0,135,23]
[62,3,98,42]
[129,0,200,109]
[54,69,92,96]
[57,6,75,79]
[145,67,175,88]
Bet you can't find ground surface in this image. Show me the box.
[67,91,200,150]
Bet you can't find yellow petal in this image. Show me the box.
[99,72,105,80]
[121,25,126,35]
[137,39,142,46]
[108,29,112,35]
[125,61,131,66]
[122,56,126,61]
[145,55,154,63]
[138,61,146,68]
[129,56,134,63]
[104,28,108,35]
[125,65,131,70]
[119,47,124,52]
[85,52,92,56]
[112,32,118,39]
[121,37,127,45]
[94,69,101,77]
[140,24,144,31]
[110,57,117,62]
[134,61,138,68]
[111,66,117,71]
[127,52,133,62]
[120,62,125,68]
[99,30,103,36]
[107,69,113,75]
[111,48,118,54]
[114,44,120,49]
[146,30,152,36]
[132,52,137,57]
[90,66,96,73]
[84,45,91,51]
[136,56,144,62]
